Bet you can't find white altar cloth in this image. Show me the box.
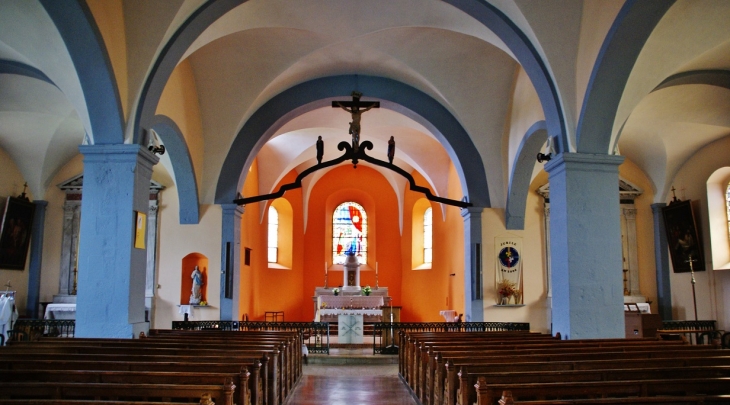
[318,295,383,309]
[338,314,364,344]
[319,309,383,316]
[44,303,76,320]
[439,310,458,322]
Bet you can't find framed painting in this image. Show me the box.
[0,196,35,270]
[662,200,704,273]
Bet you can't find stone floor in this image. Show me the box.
[285,346,417,405]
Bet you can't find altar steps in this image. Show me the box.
[307,346,398,365]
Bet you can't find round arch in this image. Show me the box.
[215,75,490,209]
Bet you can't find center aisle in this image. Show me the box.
[285,348,417,405]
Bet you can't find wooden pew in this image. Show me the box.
[418,339,693,403]
[398,331,726,405]
[9,330,301,399]
[144,329,301,400]
[0,381,236,404]
[0,336,290,404]
[419,342,701,405]
[0,359,263,405]
[0,402,200,405]
[1,339,277,405]
[474,376,730,405]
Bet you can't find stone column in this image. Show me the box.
[26,200,47,319]
[75,144,158,338]
[461,207,483,322]
[544,153,625,339]
[652,203,672,320]
[220,204,244,321]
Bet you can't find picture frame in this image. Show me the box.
[0,196,35,270]
[662,200,704,273]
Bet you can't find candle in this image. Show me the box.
[325,262,328,275]
[376,262,378,276]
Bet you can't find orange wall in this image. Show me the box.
[238,160,464,322]
[301,165,403,321]
[238,160,260,320]
[400,167,464,321]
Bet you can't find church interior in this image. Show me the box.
[2,0,730,343]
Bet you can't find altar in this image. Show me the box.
[44,303,76,320]
[312,287,390,321]
[315,295,384,323]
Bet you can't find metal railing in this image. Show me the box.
[8,319,75,342]
[372,321,531,354]
[659,320,723,345]
[171,320,331,354]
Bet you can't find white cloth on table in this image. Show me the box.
[439,310,458,322]
[319,308,382,317]
[0,295,19,344]
[179,305,195,319]
[44,303,76,320]
[318,295,384,309]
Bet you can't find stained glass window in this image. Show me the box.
[424,207,432,264]
[268,206,278,263]
[332,202,367,265]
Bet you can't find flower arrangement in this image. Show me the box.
[497,279,516,298]
[333,288,340,296]
[362,285,372,295]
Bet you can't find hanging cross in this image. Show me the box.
[332,91,380,152]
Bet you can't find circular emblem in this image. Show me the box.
[498,247,520,268]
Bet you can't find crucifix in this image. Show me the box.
[332,91,380,153]
[686,255,698,321]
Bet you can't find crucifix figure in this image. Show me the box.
[333,91,379,152]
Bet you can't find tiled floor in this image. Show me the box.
[286,348,418,405]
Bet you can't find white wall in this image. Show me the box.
[153,181,223,329]
[670,135,730,330]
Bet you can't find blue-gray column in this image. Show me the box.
[75,145,158,338]
[462,207,483,322]
[26,200,47,319]
[544,153,625,339]
[220,204,243,321]
[652,203,672,320]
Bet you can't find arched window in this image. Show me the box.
[424,207,433,264]
[268,206,278,263]
[333,202,367,264]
